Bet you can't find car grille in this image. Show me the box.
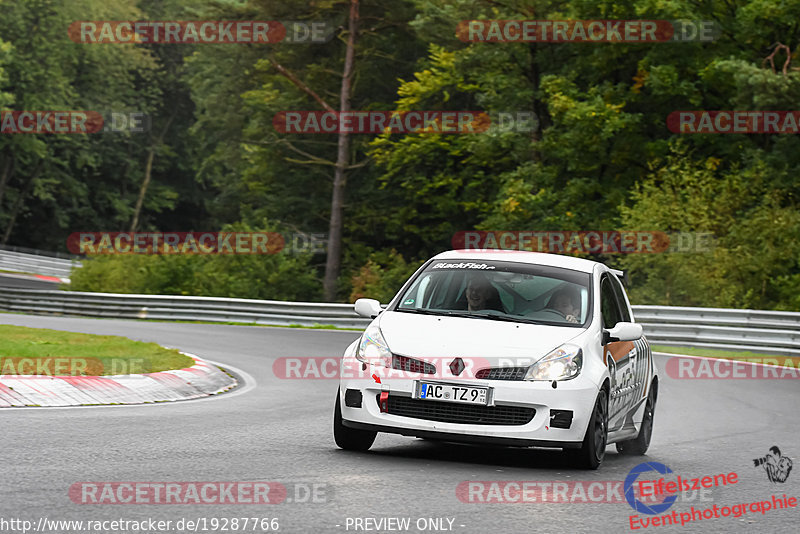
[475,367,528,380]
[392,355,436,374]
[382,395,535,426]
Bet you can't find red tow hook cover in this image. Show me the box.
[379,391,389,413]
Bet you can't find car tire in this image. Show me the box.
[567,389,608,470]
[333,391,377,451]
[616,386,656,456]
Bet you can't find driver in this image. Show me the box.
[547,286,581,323]
[464,274,505,313]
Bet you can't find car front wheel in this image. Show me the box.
[616,386,656,455]
[567,389,608,470]
[333,391,377,451]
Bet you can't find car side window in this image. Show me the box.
[609,274,632,323]
[600,276,623,329]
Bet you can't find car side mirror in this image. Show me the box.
[354,298,382,319]
[603,322,643,344]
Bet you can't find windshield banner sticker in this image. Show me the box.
[432,262,496,270]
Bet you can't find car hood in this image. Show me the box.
[378,310,583,365]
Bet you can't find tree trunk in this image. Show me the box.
[0,157,14,209]
[528,42,542,162]
[130,115,174,232]
[323,0,359,301]
[2,163,41,244]
[130,148,156,233]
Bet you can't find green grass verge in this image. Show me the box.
[0,325,193,376]
[0,311,363,330]
[651,344,800,367]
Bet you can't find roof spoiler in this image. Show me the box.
[610,268,629,287]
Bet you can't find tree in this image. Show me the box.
[187,0,423,300]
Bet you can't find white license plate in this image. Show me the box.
[417,382,488,405]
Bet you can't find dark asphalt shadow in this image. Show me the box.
[332,438,653,471]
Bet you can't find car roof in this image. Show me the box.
[431,249,602,274]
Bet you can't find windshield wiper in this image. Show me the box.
[398,308,540,324]
[469,313,538,324]
[396,308,452,316]
[398,309,504,319]
[442,311,538,324]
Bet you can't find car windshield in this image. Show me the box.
[395,259,591,326]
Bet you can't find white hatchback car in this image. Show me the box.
[334,250,658,469]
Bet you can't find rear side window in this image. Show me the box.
[600,276,623,329]
[609,274,632,322]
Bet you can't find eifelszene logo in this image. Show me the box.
[753,446,793,483]
[625,462,677,515]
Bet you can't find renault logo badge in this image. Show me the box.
[449,358,465,376]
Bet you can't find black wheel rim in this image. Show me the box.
[593,393,607,460]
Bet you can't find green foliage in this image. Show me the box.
[618,145,800,309]
[2,0,800,309]
[369,44,527,256]
[0,0,204,249]
[348,249,420,303]
[71,251,322,301]
[70,223,322,301]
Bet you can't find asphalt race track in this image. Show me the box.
[1,313,798,534]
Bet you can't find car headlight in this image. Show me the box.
[356,323,392,368]
[525,344,582,381]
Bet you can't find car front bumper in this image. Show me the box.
[339,361,601,448]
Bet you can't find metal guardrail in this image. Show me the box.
[633,305,800,356]
[0,243,81,260]
[0,288,797,355]
[0,287,369,329]
[0,249,80,279]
